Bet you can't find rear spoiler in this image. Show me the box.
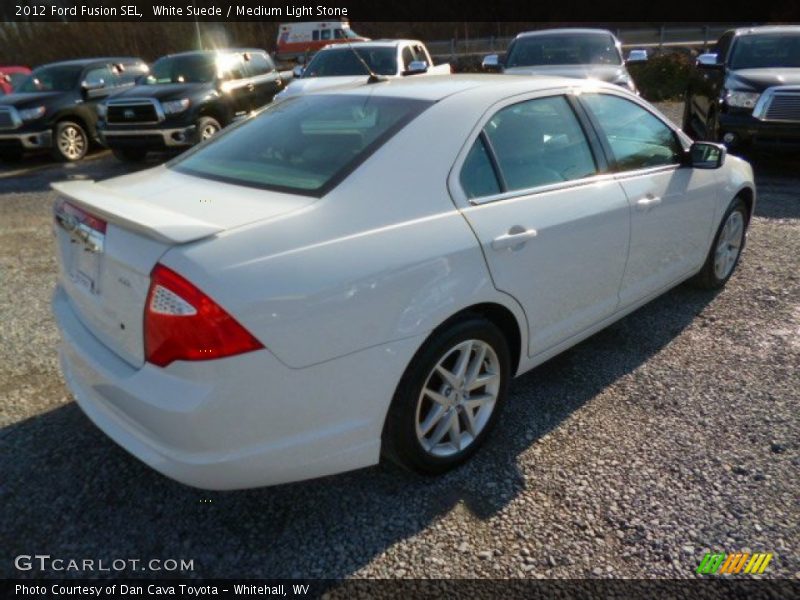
[51,180,224,245]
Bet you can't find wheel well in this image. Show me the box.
[737,187,754,224]
[56,114,89,134]
[199,107,226,127]
[439,303,523,375]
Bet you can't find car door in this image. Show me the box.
[219,53,253,117]
[579,92,718,306]
[452,93,631,356]
[243,51,281,109]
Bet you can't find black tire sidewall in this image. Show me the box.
[52,121,88,162]
[382,317,511,474]
[196,117,221,143]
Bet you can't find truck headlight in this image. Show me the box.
[725,90,760,109]
[18,106,46,121]
[162,98,191,115]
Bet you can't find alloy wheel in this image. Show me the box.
[714,210,745,280]
[58,125,86,160]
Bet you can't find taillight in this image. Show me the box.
[144,264,263,367]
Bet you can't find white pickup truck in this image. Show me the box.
[274,39,452,100]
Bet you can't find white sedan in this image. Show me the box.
[52,75,755,490]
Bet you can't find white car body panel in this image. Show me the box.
[52,75,755,489]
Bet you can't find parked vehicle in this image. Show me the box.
[0,58,147,161]
[276,20,369,60]
[274,40,451,100]
[482,28,645,94]
[52,75,754,490]
[0,66,31,95]
[684,26,800,149]
[98,49,285,162]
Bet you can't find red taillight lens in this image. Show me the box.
[55,198,107,233]
[144,264,264,367]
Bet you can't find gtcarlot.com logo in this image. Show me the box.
[696,552,773,575]
[14,554,195,572]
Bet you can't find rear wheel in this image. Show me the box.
[690,197,748,290]
[382,317,511,474]
[51,120,88,162]
[112,148,147,162]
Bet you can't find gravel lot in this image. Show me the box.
[0,102,798,580]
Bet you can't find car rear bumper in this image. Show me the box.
[54,284,418,489]
[719,113,800,148]
[0,129,52,150]
[99,125,197,149]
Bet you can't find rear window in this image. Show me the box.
[171,94,431,196]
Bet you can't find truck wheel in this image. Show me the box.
[112,148,147,162]
[51,121,88,162]
[196,117,221,142]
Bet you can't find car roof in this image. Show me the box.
[329,73,620,102]
[36,58,142,69]
[321,39,424,50]
[516,28,616,39]
[732,25,800,36]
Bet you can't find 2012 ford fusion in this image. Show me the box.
[52,75,755,489]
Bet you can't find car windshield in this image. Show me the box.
[146,54,217,84]
[729,33,800,69]
[171,94,431,196]
[302,47,398,77]
[16,65,83,93]
[506,33,622,67]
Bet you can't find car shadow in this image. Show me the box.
[733,150,800,220]
[0,283,720,579]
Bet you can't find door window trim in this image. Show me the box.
[448,88,610,207]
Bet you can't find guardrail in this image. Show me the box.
[426,25,751,59]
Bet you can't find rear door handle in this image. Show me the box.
[635,195,662,211]
[491,228,538,251]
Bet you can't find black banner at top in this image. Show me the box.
[2,0,800,22]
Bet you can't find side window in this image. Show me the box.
[715,32,734,63]
[312,31,320,41]
[245,52,273,77]
[321,29,332,41]
[334,29,344,39]
[402,47,415,70]
[84,66,115,88]
[221,55,246,81]
[582,94,681,171]
[460,136,501,199]
[482,95,597,192]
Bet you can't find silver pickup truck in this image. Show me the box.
[274,39,452,100]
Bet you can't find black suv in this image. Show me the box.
[99,49,284,161]
[684,26,800,150]
[0,57,147,161]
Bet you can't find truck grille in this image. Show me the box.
[107,101,160,124]
[0,107,20,130]
[764,93,800,122]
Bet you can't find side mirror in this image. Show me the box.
[292,65,305,78]
[687,141,726,169]
[626,49,648,64]
[482,54,503,72]
[403,60,428,76]
[81,79,107,99]
[697,53,722,69]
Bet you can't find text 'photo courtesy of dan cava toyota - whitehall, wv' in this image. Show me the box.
[0,2,799,595]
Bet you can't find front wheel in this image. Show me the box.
[382,317,511,474]
[690,197,748,290]
[51,121,88,162]
[196,116,221,143]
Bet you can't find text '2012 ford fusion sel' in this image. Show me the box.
[52,75,755,490]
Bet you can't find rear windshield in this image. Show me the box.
[16,65,83,93]
[507,34,622,67]
[146,54,217,84]
[303,47,398,77]
[729,33,800,69]
[171,94,431,196]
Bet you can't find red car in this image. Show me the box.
[0,66,31,95]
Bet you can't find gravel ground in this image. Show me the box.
[0,102,798,580]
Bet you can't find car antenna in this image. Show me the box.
[345,41,387,84]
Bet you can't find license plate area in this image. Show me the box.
[55,199,107,296]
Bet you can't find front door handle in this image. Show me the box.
[491,227,538,251]
[635,194,662,211]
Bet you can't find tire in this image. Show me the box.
[690,197,748,290]
[195,116,221,143]
[112,148,147,162]
[51,120,88,162]
[382,317,511,475]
